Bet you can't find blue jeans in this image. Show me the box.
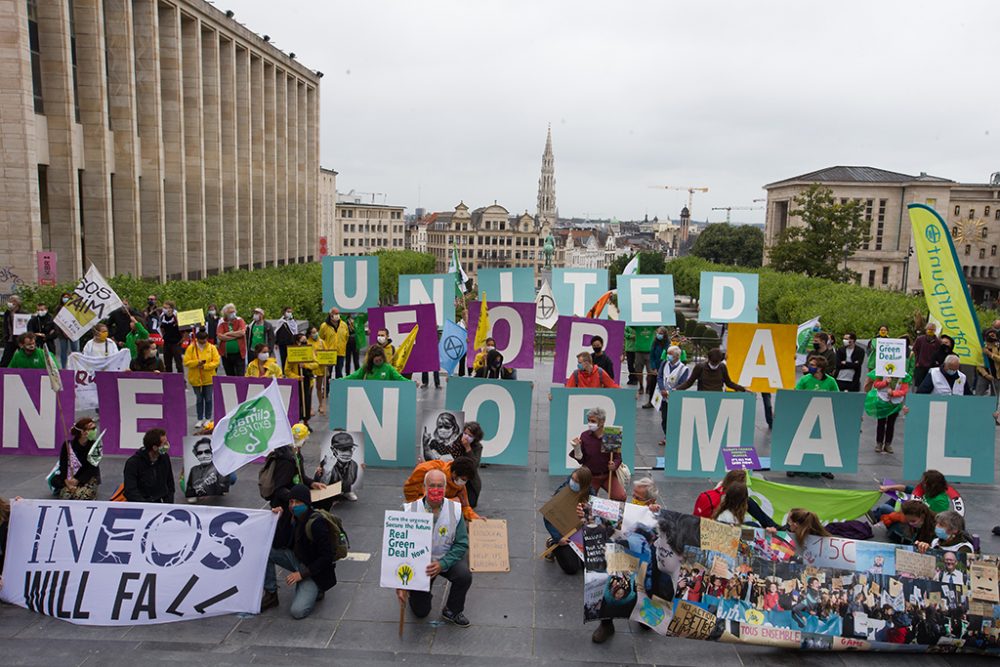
[265,547,320,619]
[56,338,79,368]
[194,385,213,421]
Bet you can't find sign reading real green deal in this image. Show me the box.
[902,394,995,484]
[445,377,532,466]
[663,390,756,477]
[329,380,417,468]
[548,387,635,476]
[769,390,866,474]
[322,256,379,312]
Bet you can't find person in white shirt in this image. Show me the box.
[937,551,967,586]
[82,323,118,356]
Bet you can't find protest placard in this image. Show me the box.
[540,486,584,536]
[874,338,907,378]
[700,517,740,559]
[177,309,205,327]
[316,350,338,365]
[469,519,510,573]
[971,560,1000,602]
[895,549,937,579]
[285,346,315,363]
[380,510,433,592]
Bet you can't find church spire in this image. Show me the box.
[537,124,557,225]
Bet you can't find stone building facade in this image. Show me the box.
[333,194,406,256]
[0,0,321,286]
[764,166,1000,304]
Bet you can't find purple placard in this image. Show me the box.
[723,447,761,471]
[465,301,536,369]
[552,316,626,383]
[367,303,439,373]
[95,371,187,456]
[0,369,76,455]
[212,376,300,425]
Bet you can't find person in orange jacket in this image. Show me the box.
[565,351,619,388]
[403,457,481,522]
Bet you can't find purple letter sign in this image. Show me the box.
[367,303,439,374]
[465,301,536,369]
[0,369,76,455]
[95,371,187,456]
[552,316,625,383]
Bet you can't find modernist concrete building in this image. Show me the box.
[1,0,321,287]
[333,193,406,256]
[764,166,1000,304]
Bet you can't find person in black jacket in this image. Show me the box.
[159,301,183,373]
[204,304,220,345]
[473,349,515,379]
[106,299,144,346]
[590,335,615,380]
[122,428,175,503]
[130,339,165,373]
[52,418,102,500]
[835,332,865,392]
[261,484,337,619]
[26,302,56,354]
[264,442,325,506]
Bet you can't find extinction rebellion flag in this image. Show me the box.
[210,379,294,476]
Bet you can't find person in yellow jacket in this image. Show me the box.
[319,308,350,379]
[307,326,331,415]
[184,330,221,429]
[284,333,317,426]
[246,343,283,379]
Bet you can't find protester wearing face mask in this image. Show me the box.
[307,326,331,415]
[342,344,408,381]
[315,431,361,501]
[246,343,283,378]
[260,428,326,505]
[0,295,23,368]
[8,332,57,369]
[977,328,1000,402]
[273,305,299,367]
[374,328,395,361]
[123,313,150,359]
[674,348,747,392]
[243,307,275,367]
[52,418,101,500]
[866,324,892,371]
[915,354,971,395]
[644,326,671,408]
[471,336,497,372]
[284,333,317,426]
[589,335,615,378]
[835,332,865,392]
[398,469,473,628]
[143,295,162,333]
[656,345,691,446]
[26,301,56,354]
[473,348,514,379]
[81,323,117,357]
[158,300,184,373]
[216,303,247,376]
[204,304,220,345]
[319,308,350,378]
[564,351,619,388]
[402,457,481,522]
[569,407,626,501]
[912,323,941,387]
[542,466,593,574]
[630,477,661,509]
[130,339,165,373]
[122,428,175,503]
[184,330,221,429]
[455,422,485,507]
[52,292,80,367]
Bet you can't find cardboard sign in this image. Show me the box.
[469,519,510,573]
[894,549,936,579]
[700,517,740,559]
[380,510,433,592]
[12,313,30,336]
[971,561,1000,602]
[177,309,205,327]
[874,338,907,378]
[540,486,583,536]
[285,346,315,363]
[310,481,342,503]
[315,350,338,365]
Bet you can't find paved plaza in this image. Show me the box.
[1,364,999,666]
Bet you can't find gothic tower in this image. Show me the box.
[536,125,557,225]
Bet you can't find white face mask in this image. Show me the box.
[377,335,387,344]
[285,312,293,319]
[37,310,47,317]
[254,314,262,322]
[453,478,467,487]
[708,362,720,370]
[208,310,216,317]
[843,339,851,346]
[258,353,269,362]
[587,422,599,432]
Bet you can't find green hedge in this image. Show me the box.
[665,256,999,339]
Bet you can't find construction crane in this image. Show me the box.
[711,206,764,224]
[649,185,709,212]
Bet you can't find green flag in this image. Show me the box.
[449,245,468,299]
[746,474,882,524]
[353,312,368,352]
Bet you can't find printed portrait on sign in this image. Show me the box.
[183,436,230,498]
[421,409,464,461]
[316,430,364,493]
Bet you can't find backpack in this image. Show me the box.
[305,509,350,561]
[258,452,279,500]
[825,520,873,540]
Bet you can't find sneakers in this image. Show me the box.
[883,443,894,454]
[442,608,471,628]
[641,402,653,409]
[875,442,884,453]
[821,472,835,480]
[194,419,204,429]
[544,538,556,562]
[343,491,358,501]
[260,590,279,611]
[592,619,615,643]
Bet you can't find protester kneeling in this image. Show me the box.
[262,485,339,619]
[397,468,473,628]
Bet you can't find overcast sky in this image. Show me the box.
[232,0,999,225]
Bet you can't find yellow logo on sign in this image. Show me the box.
[745,608,764,626]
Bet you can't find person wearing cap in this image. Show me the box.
[183,329,221,429]
[397,468,472,628]
[316,431,361,501]
[261,484,337,619]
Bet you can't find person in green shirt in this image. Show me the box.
[342,345,409,382]
[8,332,58,370]
[124,316,150,359]
[624,326,656,393]
[788,355,839,480]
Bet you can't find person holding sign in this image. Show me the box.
[570,407,626,501]
[1,295,24,367]
[183,330,221,429]
[835,333,865,392]
[261,485,338,619]
[674,348,746,393]
[542,466,593,574]
[398,469,473,628]
[51,418,102,500]
[308,326,331,415]
[319,308,350,379]
[864,364,911,454]
[284,333,317,426]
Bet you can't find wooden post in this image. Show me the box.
[538,524,582,559]
[607,452,614,497]
[398,597,405,637]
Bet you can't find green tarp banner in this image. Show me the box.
[746,474,882,524]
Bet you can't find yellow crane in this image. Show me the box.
[649,185,709,213]
[711,206,763,224]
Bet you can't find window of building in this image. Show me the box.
[954,205,961,216]
[875,199,887,250]
[992,245,997,256]
[996,210,1000,220]
[972,266,978,278]
[27,0,43,113]
[37,165,49,248]
[868,270,875,287]
[68,0,80,122]
[980,248,987,259]
[965,245,971,255]
[987,206,992,217]
[983,227,989,239]
[969,208,976,220]
[881,266,889,285]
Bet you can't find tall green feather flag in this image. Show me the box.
[353,312,368,352]
[745,473,882,524]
